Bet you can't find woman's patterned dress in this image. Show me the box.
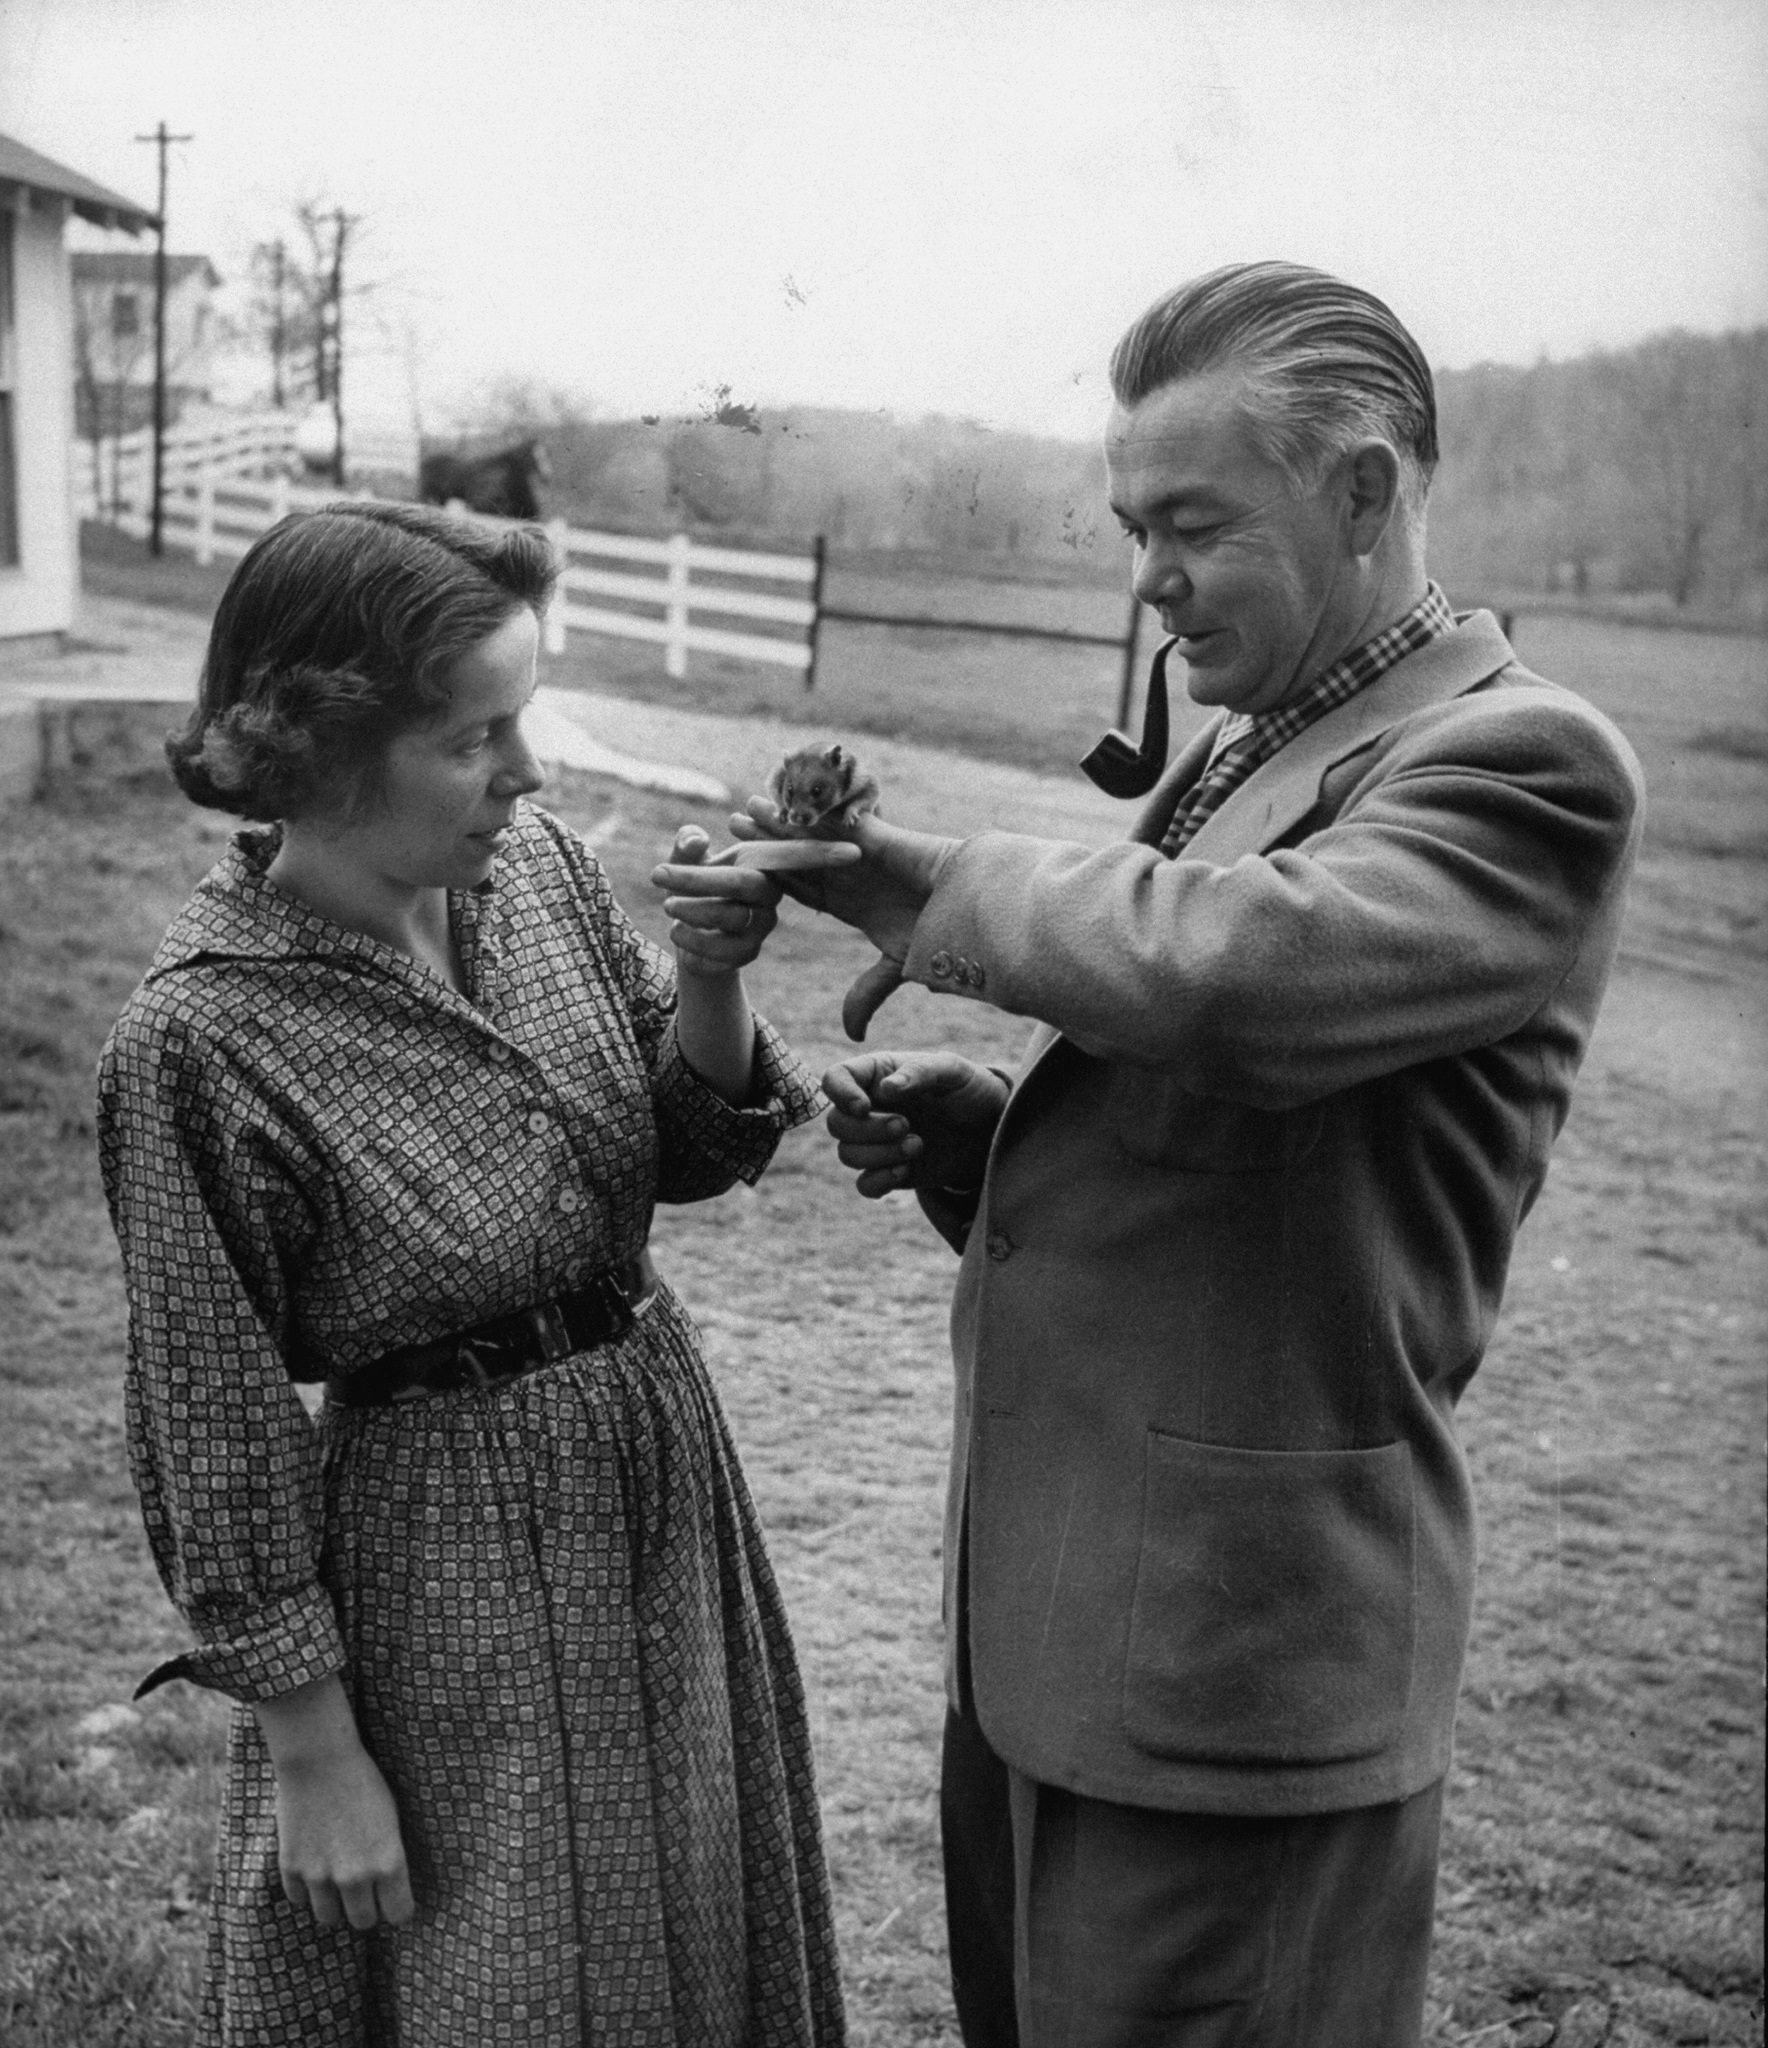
[97,806,846,2046]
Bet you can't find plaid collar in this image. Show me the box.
[1209,581,1457,767]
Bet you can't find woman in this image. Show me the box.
[97,502,848,2045]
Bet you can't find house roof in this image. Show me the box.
[0,132,157,233]
[72,251,220,288]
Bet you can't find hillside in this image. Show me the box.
[456,328,1768,621]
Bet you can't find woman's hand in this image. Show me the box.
[823,1051,1009,1198]
[650,826,855,1102]
[253,1675,414,1931]
[650,825,863,975]
[651,825,785,979]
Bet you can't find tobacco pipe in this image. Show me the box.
[1080,638,1176,799]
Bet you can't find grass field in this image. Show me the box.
[2,545,1764,2044]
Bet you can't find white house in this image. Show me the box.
[71,250,221,441]
[0,132,155,644]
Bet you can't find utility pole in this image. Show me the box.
[325,208,358,487]
[134,121,193,555]
[267,239,287,408]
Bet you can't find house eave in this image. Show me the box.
[0,134,158,235]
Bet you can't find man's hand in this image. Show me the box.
[729,799,959,963]
[823,1051,1009,1199]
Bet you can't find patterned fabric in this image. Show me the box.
[97,805,844,2046]
[1158,582,1456,857]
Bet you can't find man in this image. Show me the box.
[693,261,1643,2044]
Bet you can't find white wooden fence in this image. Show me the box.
[75,409,299,525]
[76,422,822,683]
[548,524,815,677]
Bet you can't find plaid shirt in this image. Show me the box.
[1160,582,1457,858]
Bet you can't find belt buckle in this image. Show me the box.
[595,1269,637,1340]
[452,1339,500,1392]
[526,1299,575,1363]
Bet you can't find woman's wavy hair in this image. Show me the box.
[166,501,558,820]
[1109,261,1439,532]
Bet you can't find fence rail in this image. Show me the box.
[75,422,1147,692]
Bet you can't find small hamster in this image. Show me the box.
[768,742,882,836]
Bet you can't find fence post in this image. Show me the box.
[805,533,827,692]
[194,454,215,566]
[664,532,691,679]
[121,427,147,540]
[543,518,570,655]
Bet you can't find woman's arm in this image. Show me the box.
[652,825,855,1105]
[671,951,760,1104]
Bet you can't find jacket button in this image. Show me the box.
[985,1230,1013,1261]
[967,962,986,991]
[930,950,954,977]
[557,1188,581,1215]
[488,1043,512,1064]
[526,1110,550,1136]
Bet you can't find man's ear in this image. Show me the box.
[1342,441,1403,557]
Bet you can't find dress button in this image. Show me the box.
[557,1188,580,1215]
[985,1230,1013,1262]
[488,1043,511,1064]
[526,1110,550,1136]
[930,950,954,977]
[563,1259,587,1285]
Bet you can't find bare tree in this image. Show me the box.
[1601,331,1762,607]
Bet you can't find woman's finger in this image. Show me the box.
[662,893,775,929]
[341,1877,383,1933]
[378,1867,417,1928]
[651,863,802,901]
[304,1877,345,1929]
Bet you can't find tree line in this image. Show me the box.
[455,326,1766,621]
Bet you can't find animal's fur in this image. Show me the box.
[418,439,553,520]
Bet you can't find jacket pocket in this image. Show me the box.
[1123,1433,1415,1766]
[1106,1070,1323,1174]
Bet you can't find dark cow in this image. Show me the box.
[418,438,553,519]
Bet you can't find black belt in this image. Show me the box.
[326,1252,658,1408]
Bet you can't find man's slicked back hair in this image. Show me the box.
[1110,261,1439,519]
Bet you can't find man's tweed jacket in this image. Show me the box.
[901,610,1644,1817]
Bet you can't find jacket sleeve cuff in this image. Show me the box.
[903,835,998,1000]
[134,1583,346,1706]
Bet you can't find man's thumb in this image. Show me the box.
[841,953,906,1042]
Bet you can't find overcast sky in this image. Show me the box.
[3,0,1764,440]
